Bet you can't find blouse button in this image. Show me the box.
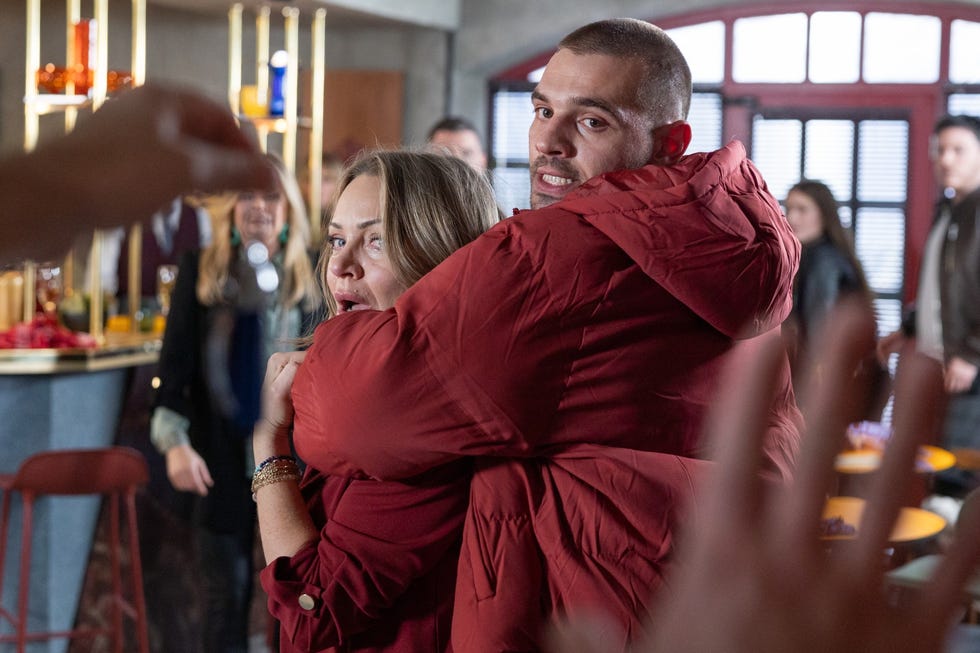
[298,593,316,611]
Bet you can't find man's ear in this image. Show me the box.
[650,120,692,166]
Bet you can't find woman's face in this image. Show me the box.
[785,190,824,245]
[234,187,288,253]
[326,174,408,312]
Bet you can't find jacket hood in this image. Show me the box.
[539,141,799,338]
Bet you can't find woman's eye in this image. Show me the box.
[368,236,384,250]
[328,236,345,250]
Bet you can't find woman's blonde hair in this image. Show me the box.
[318,149,501,317]
[198,153,319,310]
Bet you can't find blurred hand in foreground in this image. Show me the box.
[550,304,980,653]
[3,84,276,261]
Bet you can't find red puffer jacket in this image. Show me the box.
[289,141,802,650]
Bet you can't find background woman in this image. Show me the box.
[150,153,320,653]
[252,150,499,652]
[783,179,887,417]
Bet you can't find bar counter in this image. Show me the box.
[0,332,160,652]
[0,330,161,374]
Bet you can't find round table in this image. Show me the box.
[821,496,948,544]
[834,444,956,475]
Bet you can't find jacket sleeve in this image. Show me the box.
[154,249,200,419]
[291,224,574,480]
[259,462,469,651]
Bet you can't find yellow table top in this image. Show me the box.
[834,444,956,475]
[821,496,947,544]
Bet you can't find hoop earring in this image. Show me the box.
[279,223,289,245]
[230,226,241,247]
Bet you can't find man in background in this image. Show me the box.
[879,114,980,496]
[427,116,488,172]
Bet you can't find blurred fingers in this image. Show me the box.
[848,350,943,574]
[182,142,277,194]
[777,302,876,552]
[700,330,785,535]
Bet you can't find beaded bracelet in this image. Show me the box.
[251,458,301,501]
[254,454,297,475]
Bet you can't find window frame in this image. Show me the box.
[489,1,980,303]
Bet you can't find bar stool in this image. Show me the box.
[0,446,150,653]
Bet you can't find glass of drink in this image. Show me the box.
[156,264,178,317]
[36,262,62,318]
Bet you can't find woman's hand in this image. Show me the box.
[165,443,214,497]
[260,351,307,432]
[254,351,307,469]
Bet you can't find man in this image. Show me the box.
[287,18,801,650]
[427,116,488,171]
[879,114,980,494]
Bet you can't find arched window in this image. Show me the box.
[490,2,980,339]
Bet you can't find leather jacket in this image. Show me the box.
[939,187,980,367]
[793,236,862,347]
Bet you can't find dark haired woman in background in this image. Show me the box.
[784,179,885,413]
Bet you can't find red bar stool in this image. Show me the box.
[0,446,150,653]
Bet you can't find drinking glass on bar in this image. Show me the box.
[36,262,62,319]
[156,264,178,318]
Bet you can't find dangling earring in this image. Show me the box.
[279,223,289,246]
[230,226,241,247]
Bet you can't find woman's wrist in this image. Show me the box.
[252,420,292,461]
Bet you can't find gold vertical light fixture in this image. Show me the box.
[89,232,103,340]
[62,0,82,294]
[254,5,271,151]
[128,0,147,330]
[22,264,36,324]
[126,224,142,332]
[25,0,41,152]
[282,6,300,174]
[132,0,146,86]
[309,8,326,241]
[65,0,80,131]
[92,0,108,109]
[228,4,243,116]
[256,6,271,108]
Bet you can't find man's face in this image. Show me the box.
[932,125,980,201]
[528,49,656,209]
[429,129,488,171]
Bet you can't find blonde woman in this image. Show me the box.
[252,150,499,652]
[150,153,320,652]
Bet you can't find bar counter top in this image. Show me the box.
[0,331,161,374]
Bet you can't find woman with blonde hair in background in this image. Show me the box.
[252,150,499,652]
[151,153,320,652]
